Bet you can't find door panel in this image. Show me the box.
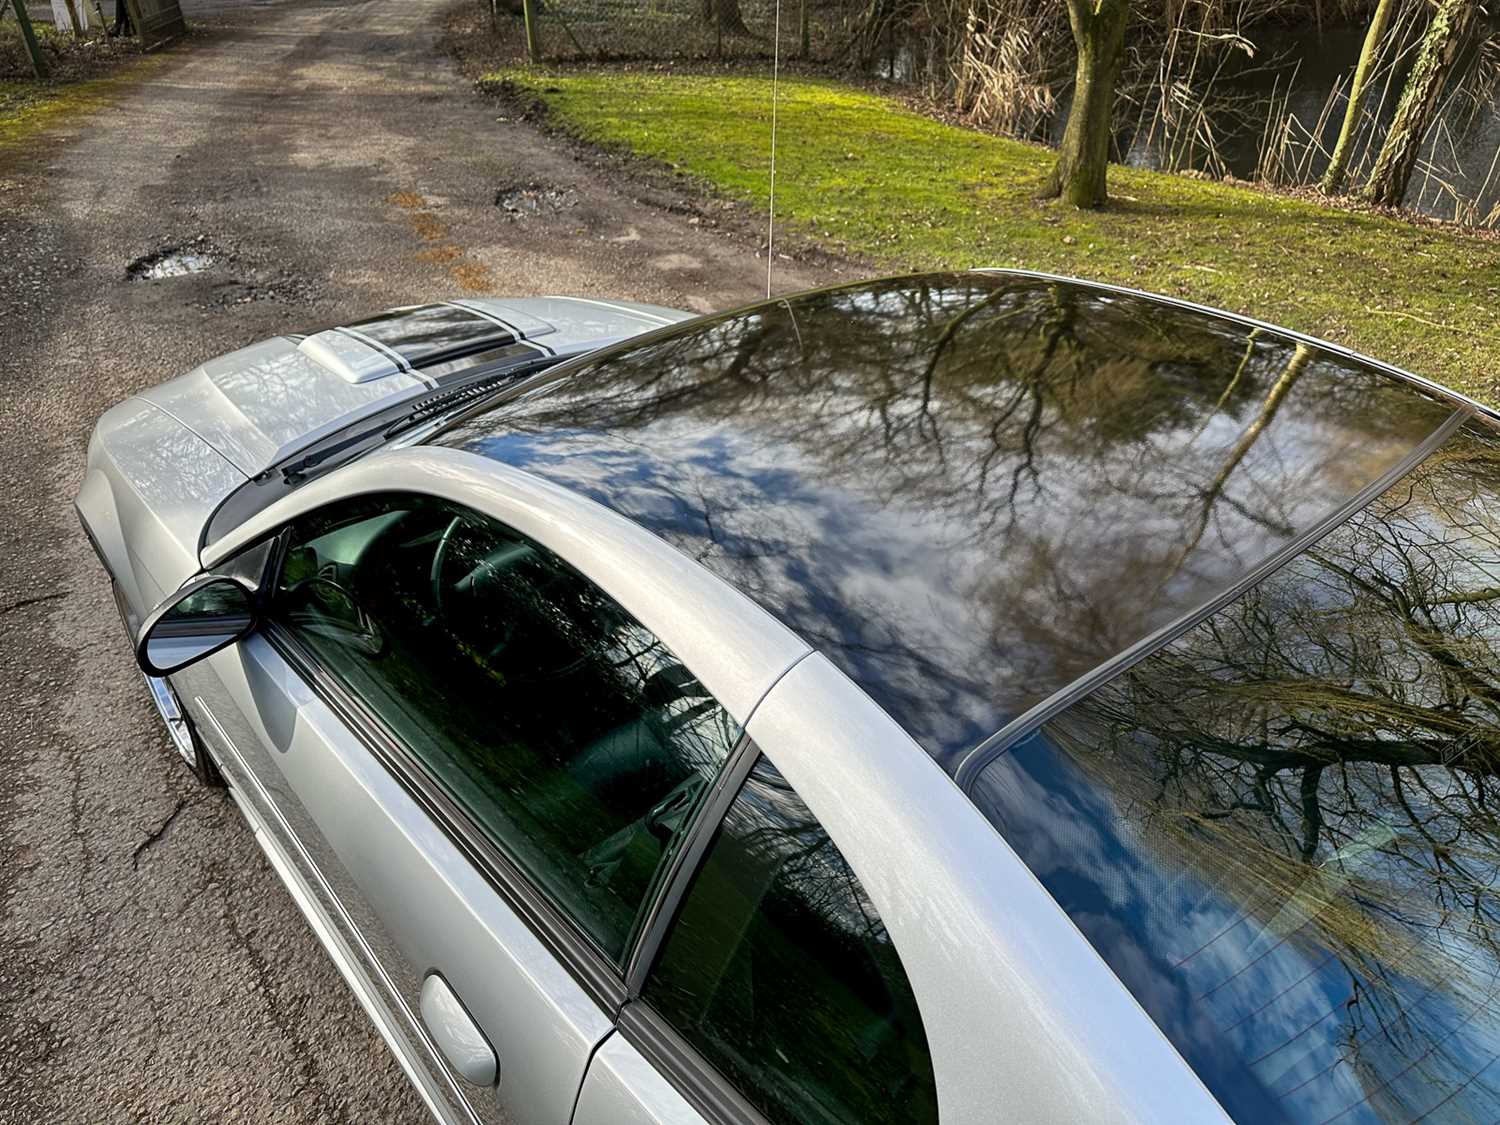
[572,1034,709,1125]
[179,634,613,1125]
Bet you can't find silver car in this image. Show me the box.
[79,271,1500,1125]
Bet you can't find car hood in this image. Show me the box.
[138,297,689,477]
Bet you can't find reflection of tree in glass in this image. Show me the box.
[444,273,1450,765]
[649,755,936,1125]
[1030,424,1500,1123]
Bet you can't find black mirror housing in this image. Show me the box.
[136,574,257,677]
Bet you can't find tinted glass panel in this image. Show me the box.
[439,273,1453,768]
[273,494,740,961]
[969,422,1500,1124]
[646,755,937,1125]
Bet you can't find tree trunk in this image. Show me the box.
[702,0,749,35]
[8,0,48,79]
[1039,0,1129,209]
[1360,0,1479,207]
[1321,0,1398,195]
[521,0,539,61]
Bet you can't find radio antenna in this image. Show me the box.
[766,0,782,298]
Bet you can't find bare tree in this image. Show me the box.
[1321,0,1401,195]
[1039,0,1130,208]
[702,0,749,36]
[1360,0,1481,207]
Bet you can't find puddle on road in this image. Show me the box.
[127,247,216,280]
[495,184,580,219]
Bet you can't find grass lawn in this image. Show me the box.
[488,69,1500,403]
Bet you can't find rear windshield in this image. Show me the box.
[968,420,1500,1123]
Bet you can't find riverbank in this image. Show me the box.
[485,68,1500,403]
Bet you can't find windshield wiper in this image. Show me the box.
[383,356,556,438]
[273,357,558,484]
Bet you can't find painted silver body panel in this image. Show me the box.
[143,335,420,476]
[138,298,689,479]
[218,756,476,1125]
[180,633,610,1125]
[465,296,690,337]
[745,653,1232,1125]
[203,447,813,726]
[77,280,1308,1125]
[572,1035,706,1125]
[77,297,690,632]
[80,398,247,624]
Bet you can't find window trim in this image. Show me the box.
[624,738,762,998]
[265,619,634,1014]
[257,491,758,1020]
[617,1000,771,1125]
[953,404,1471,791]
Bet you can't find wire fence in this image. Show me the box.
[483,0,870,64]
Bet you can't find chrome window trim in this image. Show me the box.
[953,405,1472,790]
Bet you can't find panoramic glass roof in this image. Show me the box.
[969,420,1500,1123]
[436,272,1455,768]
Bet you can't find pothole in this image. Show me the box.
[127,244,217,281]
[494,184,580,220]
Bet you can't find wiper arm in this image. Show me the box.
[383,356,556,439]
[273,421,388,484]
[273,357,558,484]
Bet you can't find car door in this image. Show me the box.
[572,747,940,1125]
[172,490,746,1125]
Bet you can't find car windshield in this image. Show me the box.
[967,420,1500,1124]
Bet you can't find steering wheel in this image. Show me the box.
[430,516,518,663]
[283,573,385,656]
[430,516,463,624]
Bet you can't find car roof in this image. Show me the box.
[432,270,1460,772]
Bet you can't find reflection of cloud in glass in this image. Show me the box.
[973,424,1500,1124]
[439,273,1452,768]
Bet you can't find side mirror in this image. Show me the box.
[136,575,257,677]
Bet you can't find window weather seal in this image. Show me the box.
[623,737,762,998]
[952,405,1473,792]
[616,1001,770,1125]
[262,621,631,1016]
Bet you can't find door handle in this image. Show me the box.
[420,973,498,1087]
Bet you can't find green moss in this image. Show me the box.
[0,46,162,151]
[488,68,1500,402]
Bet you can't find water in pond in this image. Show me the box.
[1119,24,1500,223]
[877,23,1500,224]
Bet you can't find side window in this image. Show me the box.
[272,493,741,963]
[644,754,938,1125]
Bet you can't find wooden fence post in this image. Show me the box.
[9,0,49,79]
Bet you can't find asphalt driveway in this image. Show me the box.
[0,3,830,1119]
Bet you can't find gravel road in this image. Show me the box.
[0,3,831,1120]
